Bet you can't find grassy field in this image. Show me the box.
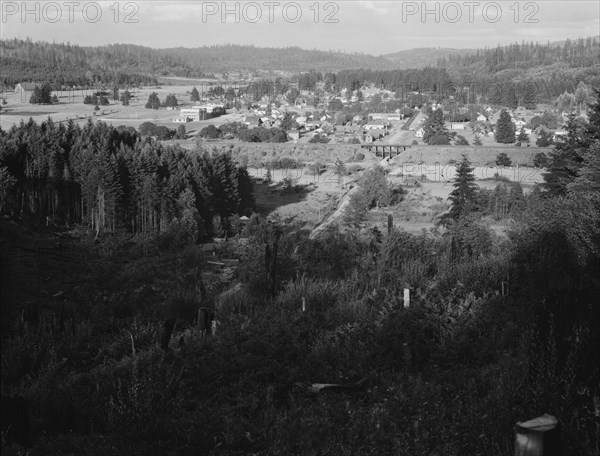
[0,84,244,131]
[394,145,552,166]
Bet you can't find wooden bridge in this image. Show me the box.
[361,144,411,158]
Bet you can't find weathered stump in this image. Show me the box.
[157,319,175,351]
[515,414,561,456]
[198,308,211,335]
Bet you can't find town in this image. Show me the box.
[1,21,599,456]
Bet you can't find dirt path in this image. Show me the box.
[308,183,360,239]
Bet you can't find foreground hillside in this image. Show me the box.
[1,93,599,455]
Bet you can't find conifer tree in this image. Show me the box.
[423,108,448,144]
[191,87,200,102]
[440,154,479,225]
[495,110,516,143]
[145,92,161,110]
[543,113,589,196]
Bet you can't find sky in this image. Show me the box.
[1,1,599,55]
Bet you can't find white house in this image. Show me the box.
[450,123,466,130]
[476,114,488,122]
[364,119,388,130]
[370,112,402,122]
[515,120,527,129]
[14,82,38,93]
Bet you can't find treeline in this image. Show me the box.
[0,119,254,238]
[439,37,600,72]
[0,39,211,88]
[164,44,396,73]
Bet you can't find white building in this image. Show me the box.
[180,108,204,122]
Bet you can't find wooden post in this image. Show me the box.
[403,288,410,308]
[515,414,561,456]
[387,214,393,234]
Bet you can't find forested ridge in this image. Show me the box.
[0,118,254,238]
[2,37,599,102]
[0,39,209,87]
[163,44,397,73]
[438,36,600,72]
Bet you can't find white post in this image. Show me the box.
[302,297,306,312]
[211,320,219,336]
[403,288,410,308]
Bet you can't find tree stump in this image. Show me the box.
[198,308,211,335]
[157,319,175,351]
[515,414,561,456]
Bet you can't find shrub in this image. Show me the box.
[496,152,512,167]
[533,152,548,168]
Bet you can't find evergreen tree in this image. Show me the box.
[522,83,537,109]
[517,128,529,143]
[423,108,448,145]
[533,152,548,168]
[440,154,479,225]
[120,90,131,106]
[473,134,483,146]
[585,87,600,143]
[145,92,161,109]
[113,86,119,101]
[496,152,512,167]
[543,113,590,196]
[29,83,52,104]
[495,109,516,143]
[163,94,178,107]
[536,130,553,147]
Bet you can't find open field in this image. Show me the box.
[0,84,247,130]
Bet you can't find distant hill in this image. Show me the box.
[162,44,397,73]
[1,36,598,92]
[381,47,477,69]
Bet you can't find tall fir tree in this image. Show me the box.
[543,112,590,196]
[522,83,537,109]
[440,154,479,225]
[423,108,448,144]
[495,110,516,143]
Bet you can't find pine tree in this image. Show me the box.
[440,154,479,225]
[543,113,589,196]
[423,108,448,144]
[191,87,200,102]
[495,110,516,143]
[120,90,131,106]
[517,128,529,143]
[145,92,161,110]
[522,83,537,109]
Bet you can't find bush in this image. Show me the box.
[353,152,365,162]
[496,152,512,167]
[533,152,548,168]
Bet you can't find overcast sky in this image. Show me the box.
[1,1,598,54]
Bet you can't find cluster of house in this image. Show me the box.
[173,102,226,123]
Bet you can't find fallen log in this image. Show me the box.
[293,377,368,396]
